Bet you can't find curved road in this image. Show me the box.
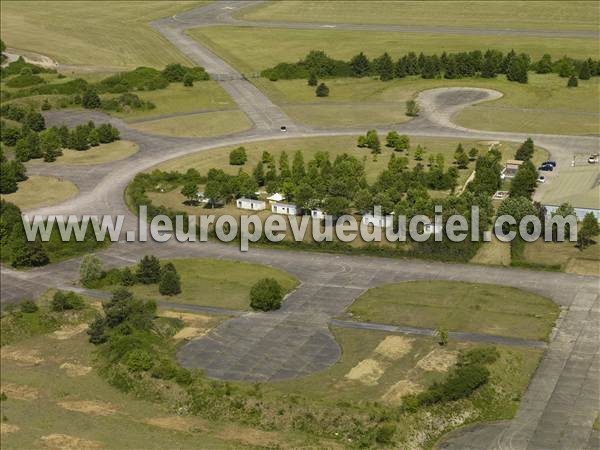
[1,2,599,449]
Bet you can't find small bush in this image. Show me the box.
[229,146,247,165]
[125,349,154,372]
[50,291,84,311]
[19,299,38,313]
[250,278,283,311]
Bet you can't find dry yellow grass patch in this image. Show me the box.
[381,379,423,404]
[59,362,92,377]
[159,311,212,325]
[57,400,117,416]
[416,349,458,372]
[217,425,286,448]
[39,434,103,450]
[565,258,600,276]
[1,382,39,400]
[144,416,204,433]
[173,327,208,340]
[1,423,20,434]
[344,359,385,386]
[1,347,44,365]
[1,176,78,211]
[373,335,414,360]
[52,323,89,340]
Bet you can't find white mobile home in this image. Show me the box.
[362,213,394,228]
[272,202,300,216]
[236,198,266,211]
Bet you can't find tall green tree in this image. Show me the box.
[350,52,370,77]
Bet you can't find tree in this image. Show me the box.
[437,327,449,346]
[82,89,101,109]
[350,52,370,77]
[509,160,538,198]
[468,147,479,161]
[567,75,578,87]
[0,162,17,193]
[394,134,410,152]
[120,267,136,286]
[506,57,528,83]
[323,196,350,217]
[579,60,591,80]
[69,125,90,151]
[315,82,329,97]
[229,146,247,165]
[292,151,305,182]
[80,255,103,287]
[456,152,469,169]
[497,196,537,224]
[20,299,39,313]
[578,212,599,249]
[365,129,380,154]
[515,138,535,161]
[159,263,182,296]
[41,99,52,111]
[39,128,62,162]
[88,128,100,146]
[51,291,84,311]
[137,255,161,284]
[163,63,187,82]
[375,52,394,81]
[557,59,574,77]
[307,72,318,86]
[253,161,265,186]
[385,131,400,148]
[535,54,553,74]
[181,182,198,204]
[97,123,119,143]
[406,99,419,117]
[414,145,424,161]
[23,111,45,132]
[183,73,194,87]
[250,278,283,311]
[9,225,48,268]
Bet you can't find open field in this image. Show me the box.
[347,281,560,341]
[27,141,139,166]
[470,235,512,266]
[189,26,599,75]
[99,258,298,311]
[111,83,236,121]
[188,24,600,132]
[129,110,252,138]
[239,1,600,31]
[522,240,600,276]
[0,1,209,69]
[1,176,78,210]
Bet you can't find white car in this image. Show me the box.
[588,155,599,164]
[537,175,546,183]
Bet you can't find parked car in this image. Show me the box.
[538,164,554,171]
[588,154,599,164]
[280,125,287,132]
[537,175,546,183]
[541,160,556,167]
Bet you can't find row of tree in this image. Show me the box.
[263,49,600,84]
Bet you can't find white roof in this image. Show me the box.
[267,193,285,202]
[238,197,265,204]
[273,202,297,208]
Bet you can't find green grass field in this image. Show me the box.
[1,175,78,211]
[129,110,252,138]
[99,258,298,310]
[239,1,599,31]
[26,141,139,166]
[112,83,236,121]
[539,166,600,210]
[347,281,560,341]
[0,1,209,69]
[522,240,600,276]
[189,26,599,75]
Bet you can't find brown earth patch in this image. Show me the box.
[173,327,208,340]
[1,423,20,434]
[144,416,205,432]
[381,379,423,404]
[1,347,44,365]
[344,359,385,386]
[217,425,285,448]
[57,400,117,416]
[39,433,102,450]
[159,311,212,326]
[60,362,92,377]
[416,349,458,372]
[1,382,39,400]
[373,335,414,360]
[52,323,89,340]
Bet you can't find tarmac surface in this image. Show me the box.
[1,2,599,449]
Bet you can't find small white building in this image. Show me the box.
[267,193,285,203]
[236,198,266,211]
[272,202,299,215]
[311,208,325,220]
[362,213,394,228]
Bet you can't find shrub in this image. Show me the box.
[457,346,500,367]
[315,82,329,97]
[374,422,396,444]
[80,255,103,287]
[5,73,46,88]
[120,267,136,286]
[158,263,181,296]
[82,89,101,109]
[250,278,283,311]
[50,291,84,311]
[229,146,247,165]
[19,299,39,313]
[125,349,154,372]
[136,255,161,284]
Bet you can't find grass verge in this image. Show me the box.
[1,175,78,210]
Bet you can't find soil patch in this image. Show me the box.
[57,400,117,416]
[1,347,44,365]
[344,359,385,385]
[1,382,39,400]
[52,324,89,340]
[1,423,20,434]
[381,379,423,404]
[144,416,204,432]
[60,362,92,377]
[39,434,103,450]
[373,335,414,360]
[416,349,458,372]
[173,327,208,340]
